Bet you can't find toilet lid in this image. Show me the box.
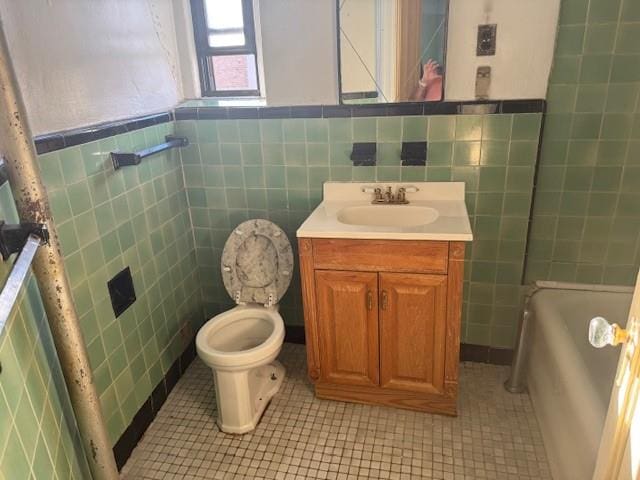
[221,219,293,306]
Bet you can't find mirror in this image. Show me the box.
[337,0,448,104]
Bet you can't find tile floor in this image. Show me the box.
[121,344,550,480]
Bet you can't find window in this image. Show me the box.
[190,0,260,97]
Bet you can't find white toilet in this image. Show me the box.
[196,219,293,434]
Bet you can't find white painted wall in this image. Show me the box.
[445,0,560,100]
[257,0,338,105]
[172,0,201,99]
[0,0,184,135]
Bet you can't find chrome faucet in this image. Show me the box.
[384,186,393,203]
[364,185,417,204]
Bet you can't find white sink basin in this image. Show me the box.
[297,182,473,241]
[337,205,439,227]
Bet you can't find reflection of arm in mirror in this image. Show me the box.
[411,59,443,102]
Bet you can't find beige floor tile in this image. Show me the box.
[121,344,550,480]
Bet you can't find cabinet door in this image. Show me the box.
[379,272,447,394]
[315,270,379,387]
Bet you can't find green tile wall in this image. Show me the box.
[0,184,90,479]
[526,0,640,285]
[38,122,202,445]
[177,113,542,348]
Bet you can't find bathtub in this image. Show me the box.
[506,282,633,480]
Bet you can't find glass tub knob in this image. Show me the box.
[589,316,629,348]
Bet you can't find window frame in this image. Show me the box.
[190,0,261,97]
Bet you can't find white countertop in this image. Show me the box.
[296,182,473,241]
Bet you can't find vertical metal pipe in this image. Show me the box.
[0,18,119,480]
[503,308,532,393]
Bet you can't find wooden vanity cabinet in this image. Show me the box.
[298,238,465,416]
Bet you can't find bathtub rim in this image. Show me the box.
[505,281,634,393]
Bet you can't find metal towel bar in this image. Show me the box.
[0,234,42,336]
[110,135,188,170]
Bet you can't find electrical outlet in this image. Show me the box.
[477,24,497,56]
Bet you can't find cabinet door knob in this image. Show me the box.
[381,290,388,310]
[366,290,373,310]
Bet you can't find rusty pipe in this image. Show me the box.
[0,16,119,480]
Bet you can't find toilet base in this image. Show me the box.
[215,361,285,434]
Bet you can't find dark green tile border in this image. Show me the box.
[176,99,546,121]
[33,101,545,155]
[33,101,545,156]
[35,112,174,154]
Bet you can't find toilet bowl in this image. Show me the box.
[196,219,293,434]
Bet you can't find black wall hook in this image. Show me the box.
[350,142,377,166]
[401,142,428,166]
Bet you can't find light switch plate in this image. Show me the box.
[477,24,497,56]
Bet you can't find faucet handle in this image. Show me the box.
[363,186,384,202]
